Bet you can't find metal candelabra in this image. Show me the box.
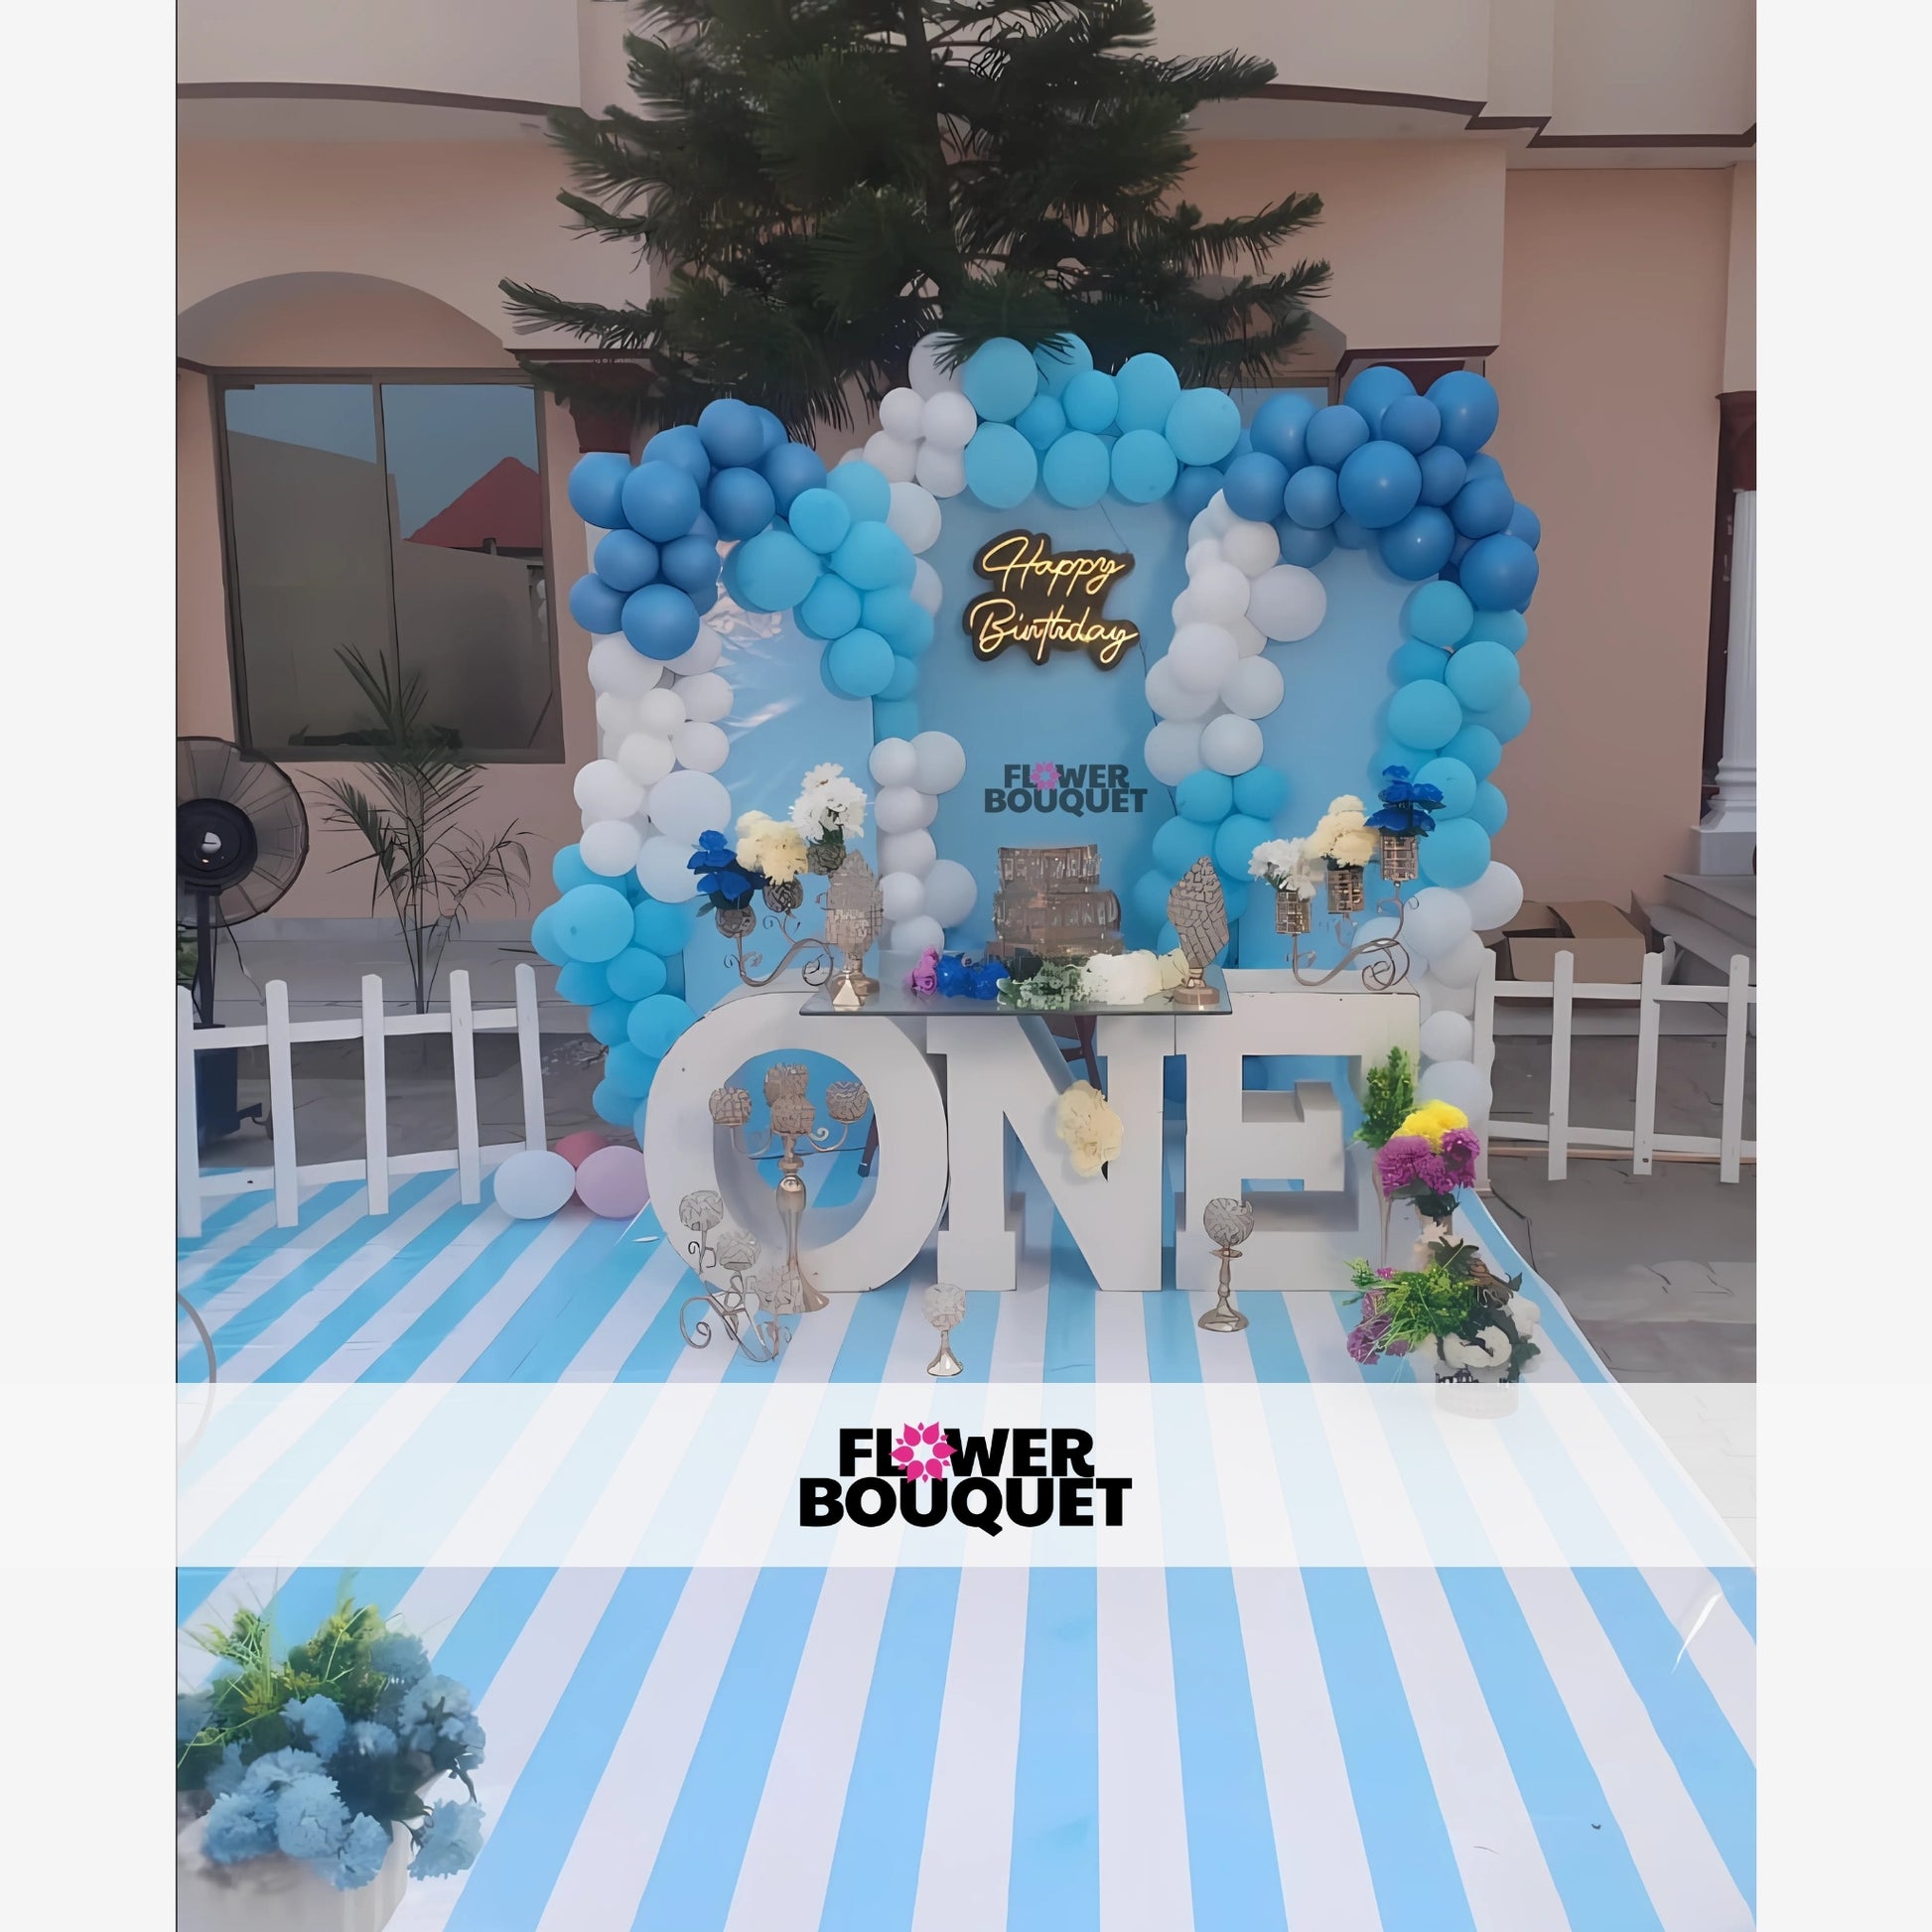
[1197,1195,1255,1333]
[676,1190,787,1364]
[1277,890,1414,990]
[716,879,838,989]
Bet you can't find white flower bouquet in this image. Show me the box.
[788,762,868,870]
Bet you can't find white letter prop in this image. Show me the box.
[927,1014,1169,1291]
[1175,972,1420,1289]
[642,985,949,1291]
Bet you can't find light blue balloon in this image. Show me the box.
[1014,393,1067,452]
[554,959,610,1005]
[1332,512,1374,550]
[1034,334,1093,396]
[861,586,917,641]
[1175,769,1235,823]
[1507,502,1542,548]
[1470,684,1532,743]
[960,337,1039,423]
[1377,507,1455,581]
[1041,430,1111,508]
[1386,680,1464,752]
[552,844,601,894]
[1466,608,1529,652]
[732,527,821,613]
[621,582,701,660]
[1450,476,1515,540]
[1232,764,1288,819]
[1282,464,1341,529]
[1419,817,1491,889]
[1250,391,1318,470]
[1173,464,1225,520]
[1115,353,1182,433]
[1212,813,1273,879]
[631,898,695,956]
[963,422,1039,509]
[1427,370,1500,457]
[797,572,862,640]
[1417,445,1467,507]
[1390,639,1449,684]
[1466,781,1508,836]
[592,1079,636,1129]
[880,652,920,701]
[1459,532,1540,612]
[593,528,660,594]
[621,461,701,542]
[567,452,631,528]
[627,993,696,1058]
[1164,388,1241,466]
[1223,452,1290,522]
[1445,638,1521,712]
[882,602,935,657]
[825,459,893,524]
[1062,369,1120,434]
[554,884,635,963]
[787,487,853,555]
[1305,405,1370,470]
[1404,581,1475,648]
[1152,815,1215,876]
[1110,428,1177,503]
[1130,867,1172,931]
[1275,520,1335,567]
[569,574,626,635]
[873,696,919,741]
[589,999,633,1048]
[605,946,669,1002]
[1338,441,1423,529]
[1219,878,1251,922]
[830,520,913,592]
[1444,725,1502,781]
[826,625,896,697]
[1380,394,1442,454]
[1341,365,1415,434]
[1415,756,1476,817]
[604,1043,661,1099]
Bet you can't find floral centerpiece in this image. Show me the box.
[1305,795,1379,913]
[1248,835,1324,934]
[177,1592,483,1924]
[688,828,766,933]
[1375,1099,1481,1248]
[1345,1239,1542,1381]
[733,808,810,915]
[789,762,867,874]
[1365,765,1444,884]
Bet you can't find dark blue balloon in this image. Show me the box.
[1282,464,1341,529]
[567,452,631,528]
[1464,453,1504,484]
[1249,391,1319,470]
[621,582,701,660]
[751,405,787,454]
[697,397,765,468]
[1458,533,1540,612]
[1337,440,1423,530]
[1379,394,1442,455]
[759,441,828,514]
[621,461,702,542]
[1417,445,1467,507]
[705,465,777,539]
[1173,465,1224,521]
[1332,512,1374,550]
[1426,370,1500,457]
[660,533,722,597]
[569,573,626,634]
[593,528,660,594]
[1222,451,1291,522]
[1306,405,1370,470]
[1274,520,1335,567]
[1376,505,1456,581]
[1341,365,1415,435]
[1449,476,1516,540]
[1507,502,1541,548]
[642,424,712,485]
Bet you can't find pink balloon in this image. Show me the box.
[554,1131,611,1170]
[574,1145,650,1218]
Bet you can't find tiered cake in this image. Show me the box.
[988,845,1123,961]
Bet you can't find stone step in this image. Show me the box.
[1642,900,1755,983]
[1663,873,1755,945]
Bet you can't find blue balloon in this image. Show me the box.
[569,574,627,635]
[1115,353,1181,433]
[1015,393,1067,452]
[1464,453,1503,484]
[760,441,827,513]
[593,528,660,595]
[787,487,852,555]
[1129,866,1172,932]
[751,406,787,453]
[631,897,694,956]
[825,459,893,524]
[963,423,1039,509]
[551,844,601,895]
[1458,533,1540,612]
[687,579,720,619]
[621,461,701,542]
[592,1078,636,1129]
[880,652,921,701]
[1379,394,1442,455]
[697,398,764,468]
[627,993,696,1058]
[797,572,862,639]
[1332,513,1374,550]
[530,907,575,967]
[1041,430,1111,508]
[1275,520,1336,568]
[1444,724,1502,780]
[960,338,1039,422]
[826,626,896,697]
[1337,440,1423,530]
[659,534,722,597]
[1232,765,1288,819]
[1110,428,1177,503]
[604,1042,661,1099]
[1062,369,1120,434]
[1152,815,1215,876]
[734,526,822,611]
[1469,684,1532,744]
[1034,334,1094,396]
[689,509,719,542]
[1376,506,1455,582]
[1445,638,1521,712]
[621,582,701,659]
[1250,391,1318,470]
[1390,639,1449,684]
[1305,405,1369,470]
[1223,452,1291,522]
[1426,370,1500,457]
[1404,581,1475,648]
[1341,365,1415,434]
[1386,680,1464,752]
[554,884,635,963]
[1449,476,1515,540]
[872,696,919,742]
[1282,464,1341,529]
[1507,502,1541,548]
[1164,388,1240,466]
[588,998,634,1048]
[1466,608,1529,652]
[1175,769,1235,823]
[1466,781,1509,836]
[1212,812,1272,879]
[1417,445,1467,507]
[861,586,918,640]
[555,959,611,1005]
[1416,756,1476,818]
[831,520,914,591]
[1419,817,1491,890]
[644,424,712,484]
[1173,465,1225,521]
[568,452,631,528]
[605,946,669,1002]
[1219,878,1251,922]
[705,465,776,540]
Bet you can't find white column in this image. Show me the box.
[1697,488,1755,874]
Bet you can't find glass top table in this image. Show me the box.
[797,955,1230,1019]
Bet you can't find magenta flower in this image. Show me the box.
[1375,1135,1435,1191]
[903,947,941,997]
[892,1422,952,1482]
[1346,1319,1387,1363]
[1031,760,1060,790]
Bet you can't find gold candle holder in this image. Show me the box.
[1167,858,1228,1010]
[1274,887,1311,935]
[1326,864,1366,914]
[1377,832,1420,884]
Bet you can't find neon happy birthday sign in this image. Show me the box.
[964,530,1140,668]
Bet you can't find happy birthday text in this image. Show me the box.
[964,531,1140,669]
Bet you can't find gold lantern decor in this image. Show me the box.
[823,851,885,1009]
[1166,858,1228,1010]
[1275,889,1311,935]
[1326,864,1366,915]
[1377,832,1420,885]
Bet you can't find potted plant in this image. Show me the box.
[1248,836,1323,933]
[1373,1099,1481,1251]
[1366,764,1444,884]
[1345,1240,1542,1382]
[1305,795,1378,913]
[788,762,868,874]
[177,1593,485,1932]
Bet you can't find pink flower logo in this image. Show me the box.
[892,1422,952,1482]
[1031,760,1059,790]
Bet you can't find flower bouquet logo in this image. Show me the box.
[800,1424,1133,1535]
[964,531,1139,669]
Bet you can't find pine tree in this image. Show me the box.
[502,0,1329,435]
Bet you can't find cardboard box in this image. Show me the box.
[1501,899,1647,983]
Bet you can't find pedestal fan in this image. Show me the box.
[177,737,309,1139]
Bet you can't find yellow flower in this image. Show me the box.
[1397,1100,1468,1149]
[1055,1080,1123,1178]
[736,812,807,884]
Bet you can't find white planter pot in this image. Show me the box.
[178,1811,409,1932]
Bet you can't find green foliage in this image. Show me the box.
[311,648,530,1014]
[503,0,1330,433]
[996,956,1088,1010]
[1347,1250,1543,1382]
[1356,1046,1416,1150]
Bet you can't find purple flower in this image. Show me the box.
[903,947,940,996]
[1375,1135,1435,1191]
[1346,1318,1388,1364]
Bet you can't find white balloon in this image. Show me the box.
[1418,1057,1492,1119]
[647,767,732,844]
[865,429,920,483]
[1404,887,1475,962]
[880,870,926,923]
[1351,915,1401,953]
[674,720,730,772]
[663,623,725,676]
[1427,931,1489,989]
[920,388,978,450]
[633,834,699,902]
[1200,713,1264,776]
[910,731,967,794]
[921,858,978,927]
[1144,656,1217,721]
[1418,1009,1474,1063]
[891,914,947,957]
[907,333,955,399]
[913,442,967,498]
[1420,976,1476,1021]
[1183,540,1224,576]
[1189,493,1236,542]
[1144,720,1204,785]
[880,385,925,442]
[1455,862,1525,933]
[905,788,938,828]
[1188,560,1252,624]
[676,671,733,724]
[875,783,927,834]
[492,1149,577,1220]
[1168,622,1240,695]
[909,557,945,614]
[1220,519,1281,577]
[595,692,638,735]
[636,686,688,736]
[574,759,645,822]
[887,481,942,554]
[881,828,937,878]
[587,633,661,698]
[580,818,644,877]
[1246,564,1327,643]
[1221,655,1285,719]
[618,731,676,788]
[1170,587,1213,627]
[869,738,919,788]
[1225,614,1267,658]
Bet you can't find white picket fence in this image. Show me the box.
[1470,949,1755,1183]
[177,966,548,1237]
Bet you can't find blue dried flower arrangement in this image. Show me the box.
[1367,764,1446,837]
